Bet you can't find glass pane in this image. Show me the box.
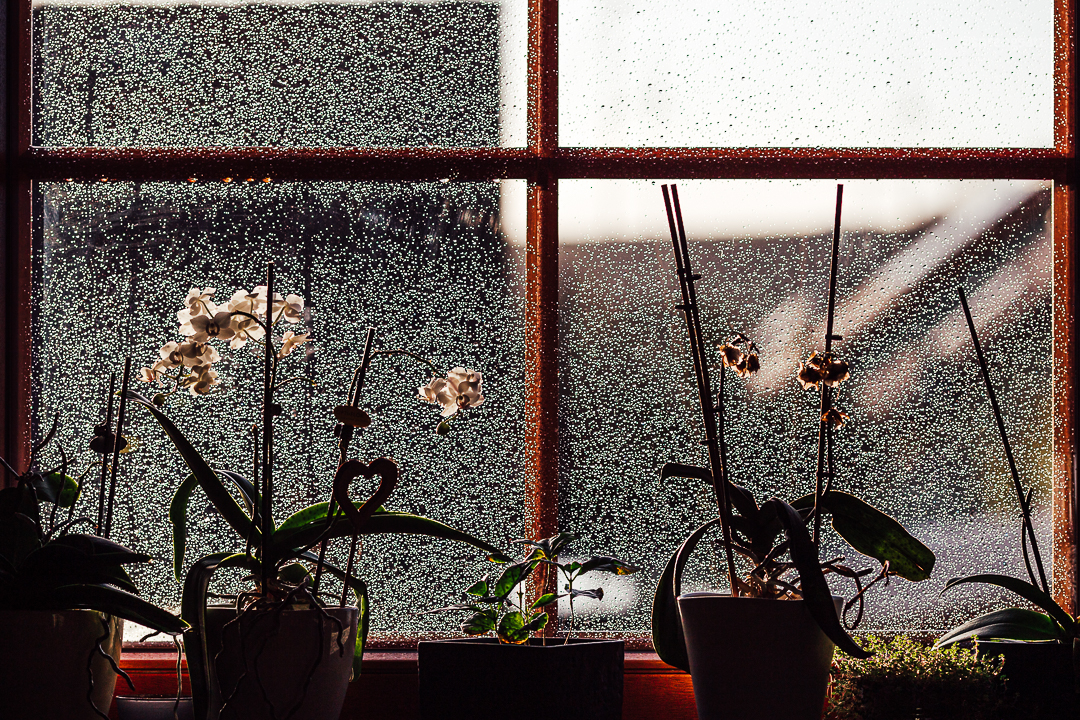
[33,0,527,148]
[32,179,530,641]
[559,179,1053,635]
[560,2,1054,148]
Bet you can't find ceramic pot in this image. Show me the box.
[0,609,124,720]
[678,592,840,720]
[978,640,1079,720]
[203,605,358,720]
[418,637,624,720]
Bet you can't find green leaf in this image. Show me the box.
[169,473,200,583]
[42,583,186,635]
[128,392,254,540]
[30,473,80,507]
[765,499,871,659]
[462,609,497,635]
[180,552,235,720]
[497,611,529,644]
[0,512,42,568]
[277,502,333,536]
[578,556,641,577]
[277,562,312,585]
[466,579,489,597]
[530,592,558,610]
[792,491,934,582]
[490,559,539,599]
[652,519,719,672]
[523,612,548,635]
[19,542,141,593]
[943,574,1076,636]
[936,608,1066,648]
[270,510,510,565]
[46,534,148,564]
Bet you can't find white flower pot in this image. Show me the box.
[677,593,839,720]
[204,605,358,720]
[0,609,124,720]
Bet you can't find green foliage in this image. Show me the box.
[826,635,1014,720]
[427,532,639,644]
[939,575,1076,647]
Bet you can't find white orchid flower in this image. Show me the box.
[157,341,185,369]
[184,311,238,343]
[178,340,220,368]
[252,286,304,324]
[139,358,171,383]
[277,331,310,359]
[181,363,219,395]
[176,288,217,328]
[419,368,485,417]
[226,289,267,348]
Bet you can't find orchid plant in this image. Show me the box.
[131,262,506,720]
[652,185,936,670]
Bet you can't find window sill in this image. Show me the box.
[113,649,697,719]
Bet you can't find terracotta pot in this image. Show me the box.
[418,637,624,720]
[203,605,358,720]
[677,593,840,720]
[978,640,1079,720]
[0,609,124,720]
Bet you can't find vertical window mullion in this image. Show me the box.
[526,0,560,632]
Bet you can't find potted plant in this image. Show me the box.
[0,401,187,720]
[131,263,507,720]
[935,287,1078,720]
[418,531,639,720]
[826,635,1014,720]
[652,185,937,720]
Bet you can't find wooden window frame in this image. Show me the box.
[1,0,1076,652]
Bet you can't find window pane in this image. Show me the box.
[34,0,527,148]
[559,179,1053,634]
[560,2,1054,148]
[32,179,530,641]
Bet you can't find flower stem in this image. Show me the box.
[260,261,275,593]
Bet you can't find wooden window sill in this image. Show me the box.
[112,649,697,719]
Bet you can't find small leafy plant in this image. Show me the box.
[428,532,639,644]
[827,635,1012,720]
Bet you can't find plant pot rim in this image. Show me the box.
[421,637,624,648]
[678,592,842,602]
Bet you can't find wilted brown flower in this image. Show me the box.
[821,407,848,427]
[799,352,850,390]
[739,352,761,376]
[719,344,744,368]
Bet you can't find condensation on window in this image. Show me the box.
[560,1,1054,148]
[32,179,531,641]
[33,0,527,148]
[558,179,1053,635]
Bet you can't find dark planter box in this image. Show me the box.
[978,641,1079,720]
[418,637,623,720]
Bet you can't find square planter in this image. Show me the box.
[418,637,623,720]
[978,641,1079,720]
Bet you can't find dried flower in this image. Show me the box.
[719,336,760,378]
[798,352,850,390]
[822,407,848,427]
[719,344,743,368]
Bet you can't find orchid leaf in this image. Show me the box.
[19,543,141,593]
[43,583,186,635]
[792,491,935,582]
[943,574,1075,636]
[765,498,871,659]
[128,391,253,540]
[652,519,719,672]
[169,474,200,582]
[935,608,1065,648]
[181,551,236,720]
[30,472,80,507]
[47,533,149,564]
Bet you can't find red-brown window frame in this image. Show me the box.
[1,0,1076,622]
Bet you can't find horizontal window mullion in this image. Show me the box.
[23,147,1073,182]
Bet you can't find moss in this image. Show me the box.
[827,635,1016,720]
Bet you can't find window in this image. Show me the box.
[4,0,1075,646]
